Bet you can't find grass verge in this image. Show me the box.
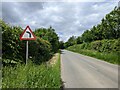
[2,52,61,88]
[67,48,119,65]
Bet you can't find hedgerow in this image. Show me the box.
[1,20,59,66]
[69,39,120,53]
[67,39,120,64]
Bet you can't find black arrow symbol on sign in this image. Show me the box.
[26,31,31,38]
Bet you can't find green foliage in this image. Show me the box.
[67,48,119,64]
[1,20,24,65]
[76,36,83,44]
[2,53,61,88]
[1,20,59,65]
[64,36,76,48]
[65,6,120,48]
[69,39,120,53]
[81,7,120,42]
[89,39,120,53]
[1,19,61,88]
[59,41,65,49]
[34,26,59,53]
[67,39,120,64]
[82,30,94,42]
[29,37,52,64]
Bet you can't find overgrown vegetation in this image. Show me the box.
[67,39,120,53]
[34,26,59,53]
[67,39,120,64]
[2,52,61,88]
[1,19,61,88]
[1,19,59,65]
[64,6,120,64]
[63,7,120,48]
[1,4,120,88]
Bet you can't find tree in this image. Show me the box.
[67,36,76,46]
[34,26,59,53]
[76,36,83,44]
[82,30,93,42]
[59,41,65,49]
[80,6,120,42]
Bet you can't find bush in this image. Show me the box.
[1,20,56,65]
[90,40,102,51]
[34,27,59,53]
[67,39,120,64]
[29,37,52,64]
[1,21,24,65]
[112,38,120,53]
[71,39,120,53]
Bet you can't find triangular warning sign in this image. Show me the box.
[20,26,36,40]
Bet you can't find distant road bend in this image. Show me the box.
[61,50,118,88]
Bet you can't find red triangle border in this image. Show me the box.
[20,26,36,40]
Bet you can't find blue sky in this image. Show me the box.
[1,0,119,41]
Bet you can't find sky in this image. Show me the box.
[1,0,119,42]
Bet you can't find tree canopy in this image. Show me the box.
[65,6,120,47]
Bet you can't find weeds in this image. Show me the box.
[2,53,61,88]
[67,48,119,65]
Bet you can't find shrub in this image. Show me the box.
[73,39,120,53]
[67,39,120,64]
[1,20,55,65]
[29,37,52,64]
[1,21,24,65]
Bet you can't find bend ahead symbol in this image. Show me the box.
[26,31,31,38]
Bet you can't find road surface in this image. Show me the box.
[61,50,118,88]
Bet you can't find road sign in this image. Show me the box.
[20,26,36,65]
[20,26,36,40]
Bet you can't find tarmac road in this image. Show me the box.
[61,50,118,88]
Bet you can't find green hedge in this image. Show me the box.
[90,39,120,53]
[28,37,52,64]
[2,22,24,65]
[69,39,120,53]
[1,20,53,65]
[67,39,120,64]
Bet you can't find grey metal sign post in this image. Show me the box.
[26,41,28,64]
[20,26,36,65]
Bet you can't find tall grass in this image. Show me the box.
[67,46,119,65]
[2,53,61,88]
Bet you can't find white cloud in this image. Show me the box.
[2,1,119,42]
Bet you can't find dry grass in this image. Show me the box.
[48,53,59,66]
